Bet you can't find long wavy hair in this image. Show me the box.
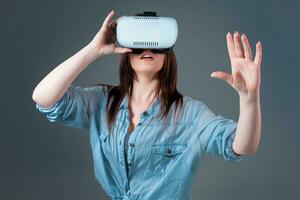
[94,11,184,134]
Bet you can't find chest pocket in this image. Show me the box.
[148,143,187,176]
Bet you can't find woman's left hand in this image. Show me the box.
[210,32,262,101]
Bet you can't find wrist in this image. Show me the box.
[239,90,260,104]
[85,42,103,60]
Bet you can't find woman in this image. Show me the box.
[33,10,262,200]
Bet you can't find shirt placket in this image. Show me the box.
[117,108,151,194]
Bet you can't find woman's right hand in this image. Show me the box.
[88,10,132,58]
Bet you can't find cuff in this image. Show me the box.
[225,132,244,162]
[35,94,65,122]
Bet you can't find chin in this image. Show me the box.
[135,65,160,71]
[137,69,158,74]
[135,69,159,76]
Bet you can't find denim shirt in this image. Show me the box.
[35,85,243,200]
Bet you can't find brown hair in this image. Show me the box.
[94,11,184,134]
[94,51,184,134]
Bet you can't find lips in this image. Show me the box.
[140,50,155,59]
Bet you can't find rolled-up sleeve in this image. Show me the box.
[35,85,103,130]
[195,101,244,162]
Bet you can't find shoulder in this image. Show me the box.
[67,84,114,109]
[181,95,215,119]
[81,83,114,98]
[182,95,210,111]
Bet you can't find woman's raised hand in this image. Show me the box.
[210,32,262,101]
[88,10,132,57]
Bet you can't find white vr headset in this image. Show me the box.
[115,11,178,53]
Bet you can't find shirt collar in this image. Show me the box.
[118,91,160,117]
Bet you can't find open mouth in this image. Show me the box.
[140,55,154,60]
[140,51,155,60]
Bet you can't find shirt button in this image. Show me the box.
[143,112,149,116]
[138,122,142,126]
[166,148,172,155]
[129,143,134,147]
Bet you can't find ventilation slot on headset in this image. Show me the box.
[133,16,159,20]
[133,41,159,47]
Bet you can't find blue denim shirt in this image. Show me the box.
[35,85,243,200]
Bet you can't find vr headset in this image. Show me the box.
[115,11,178,54]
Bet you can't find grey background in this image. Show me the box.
[1,0,299,199]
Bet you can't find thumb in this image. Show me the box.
[114,47,133,54]
[210,71,233,85]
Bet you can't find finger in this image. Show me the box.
[254,41,262,66]
[233,31,244,58]
[108,20,117,36]
[241,34,252,60]
[226,32,237,60]
[108,18,118,29]
[102,10,115,29]
[241,33,253,60]
[210,71,233,85]
[114,47,133,54]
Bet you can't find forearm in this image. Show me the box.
[232,92,261,155]
[32,43,100,108]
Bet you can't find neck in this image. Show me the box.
[130,76,160,103]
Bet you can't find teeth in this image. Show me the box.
[142,55,152,58]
